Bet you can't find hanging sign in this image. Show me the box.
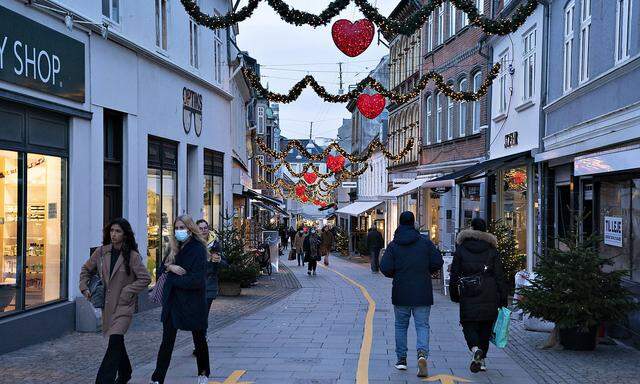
[431,186,451,195]
[183,87,203,136]
[0,5,85,102]
[504,131,519,148]
[604,216,623,247]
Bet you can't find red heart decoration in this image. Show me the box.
[313,199,321,206]
[331,19,375,57]
[295,184,306,197]
[357,93,386,119]
[303,172,318,185]
[320,202,328,208]
[327,155,346,173]
[301,195,309,203]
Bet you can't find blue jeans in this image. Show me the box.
[394,305,431,360]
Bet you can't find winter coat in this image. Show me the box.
[303,233,321,262]
[366,228,384,253]
[293,231,306,252]
[320,230,334,255]
[450,229,508,322]
[288,229,297,244]
[79,245,151,337]
[380,224,443,306]
[204,238,228,300]
[160,238,208,331]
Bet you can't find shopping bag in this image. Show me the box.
[288,249,296,260]
[323,254,329,266]
[491,307,512,348]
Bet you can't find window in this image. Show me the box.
[449,2,456,37]
[522,29,536,101]
[102,0,120,23]
[579,0,590,83]
[472,72,482,133]
[437,5,444,45]
[476,0,484,14]
[213,12,224,83]
[425,95,432,144]
[436,93,442,143]
[498,51,509,113]
[426,16,433,52]
[147,138,178,284]
[256,155,265,180]
[104,111,123,227]
[459,79,468,137]
[461,7,469,28]
[615,0,632,64]
[155,0,168,50]
[447,94,454,140]
[204,150,223,231]
[563,2,574,93]
[189,9,199,68]
[257,106,265,134]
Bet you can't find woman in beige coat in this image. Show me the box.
[293,228,306,266]
[80,218,151,384]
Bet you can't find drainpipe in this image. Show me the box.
[478,32,493,222]
[537,0,550,262]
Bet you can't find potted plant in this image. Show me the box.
[518,229,638,351]
[215,213,260,296]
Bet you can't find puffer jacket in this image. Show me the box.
[450,229,508,322]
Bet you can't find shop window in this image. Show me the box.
[204,150,224,231]
[213,10,224,83]
[598,180,634,280]
[556,184,572,239]
[503,168,528,254]
[104,111,123,226]
[155,0,168,51]
[147,138,177,284]
[461,183,482,228]
[0,151,21,315]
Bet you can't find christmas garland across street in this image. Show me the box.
[242,64,500,105]
[255,157,368,179]
[180,0,538,37]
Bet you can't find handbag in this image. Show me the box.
[323,255,329,266]
[457,263,489,298]
[288,248,296,260]
[149,270,168,304]
[491,307,512,348]
[88,246,105,309]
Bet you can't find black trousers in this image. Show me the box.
[152,319,210,383]
[95,334,131,384]
[307,259,317,272]
[461,320,494,358]
[370,249,380,272]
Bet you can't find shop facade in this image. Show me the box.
[0,1,235,353]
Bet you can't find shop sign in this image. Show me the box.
[584,184,593,201]
[183,87,203,136]
[431,186,451,195]
[604,216,623,247]
[0,5,85,102]
[504,131,518,148]
[341,181,357,188]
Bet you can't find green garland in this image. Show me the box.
[180,0,538,37]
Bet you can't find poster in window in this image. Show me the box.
[604,216,623,247]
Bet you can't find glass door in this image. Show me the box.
[0,150,21,315]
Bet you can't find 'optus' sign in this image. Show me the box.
[0,5,85,102]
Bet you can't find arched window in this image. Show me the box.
[472,72,482,133]
[412,105,419,161]
[425,94,432,145]
[459,78,468,137]
[435,93,442,143]
[447,83,454,140]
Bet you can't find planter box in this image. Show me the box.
[218,282,242,297]
[559,326,598,351]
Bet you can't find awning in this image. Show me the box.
[244,188,283,206]
[335,201,383,216]
[382,179,427,198]
[429,152,530,184]
[251,201,289,217]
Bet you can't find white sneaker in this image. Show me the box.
[480,358,487,371]
[149,381,160,384]
[196,375,209,384]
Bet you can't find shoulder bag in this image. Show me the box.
[88,246,105,308]
[457,262,489,298]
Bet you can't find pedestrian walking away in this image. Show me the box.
[293,228,306,266]
[366,225,384,273]
[79,218,151,384]
[150,215,211,384]
[380,211,443,378]
[192,219,228,357]
[279,225,289,250]
[450,218,508,374]
[303,227,322,276]
[320,225,334,266]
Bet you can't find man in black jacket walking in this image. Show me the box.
[380,211,443,378]
[366,225,384,273]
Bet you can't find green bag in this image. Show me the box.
[491,307,512,348]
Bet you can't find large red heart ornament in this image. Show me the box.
[301,195,309,203]
[327,155,346,173]
[331,19,375,57]
[303,172,318,185]
[357,93,386,119]
[295,184,307,197]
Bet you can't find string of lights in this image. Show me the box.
[242,64,500,105]
[255,136,414,163]
[180,0,538,37]
[255,157,368,179]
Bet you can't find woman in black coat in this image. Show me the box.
[151,215,210,384]
[303,228,321,276]
[450,218,507,374]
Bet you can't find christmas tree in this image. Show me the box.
[336,227,349,256]
[215,211,260,285]
[517,229,638,330]
[489,219,526,293]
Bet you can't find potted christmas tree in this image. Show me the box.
[517,229,638,350]
[215,212,260,296]
[489,220,526,294]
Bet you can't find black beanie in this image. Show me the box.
[399,211,415,226]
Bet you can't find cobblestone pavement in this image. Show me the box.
[0,265,300,384]
[131,255,536,384]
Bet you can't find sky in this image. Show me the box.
[236,0,398,141]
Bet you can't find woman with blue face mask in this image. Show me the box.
[149,215,210,384]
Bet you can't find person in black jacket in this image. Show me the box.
[303,228,321,276]
[380,211,443,378]
[366,225,384,273]
[450,218,508,374]
[150,215,210,384]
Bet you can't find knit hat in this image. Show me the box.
[399,211,415,226]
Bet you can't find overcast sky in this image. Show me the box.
[236,0,398,141]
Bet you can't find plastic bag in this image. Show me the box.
[491,307,512,348]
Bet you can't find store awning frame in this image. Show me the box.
[430,152,531,185]
[382,179,427,198]
[335,201,383,216]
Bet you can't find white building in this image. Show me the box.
[0,0,243,352]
